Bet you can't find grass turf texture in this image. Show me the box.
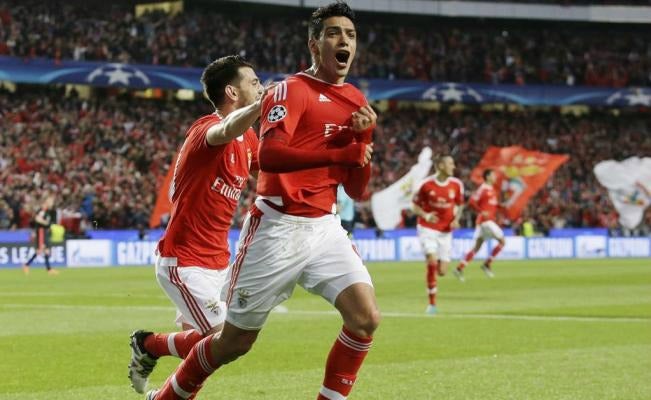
[0,259,650,400]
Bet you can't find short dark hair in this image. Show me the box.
[201,55,253,108]
[436,154,452,167]
[483,168,494,180]
[308,1,356,39]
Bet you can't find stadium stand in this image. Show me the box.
[1,1,651,86]
[1,86,649,234]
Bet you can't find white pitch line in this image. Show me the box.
[1,303,649,323]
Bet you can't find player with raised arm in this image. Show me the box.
[127,55,266,395]
[146,3,379,400]
[454,168,506,281]
[412,155,464,314]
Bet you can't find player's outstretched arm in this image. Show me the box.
[258,130,372,173]
[206,84,274,146]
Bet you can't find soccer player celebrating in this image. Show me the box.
[454,168,506,281]
[412,155,464,315]
[146,3,378,400]
[22,195,59,275]
[127,55,266,394]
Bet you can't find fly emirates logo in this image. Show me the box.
[323,123,349,137]
[211,175,246,201]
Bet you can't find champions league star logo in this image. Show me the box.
[421,83,483,103]
[606,88,651,107]
[86,63,151,86]
[267,105,287,122]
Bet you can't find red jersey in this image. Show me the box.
[469,183,499,224]
[413,174,464,233]
[257,73,369,217]
[158,113,259,269]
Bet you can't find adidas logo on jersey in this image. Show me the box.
[318,93,331,102]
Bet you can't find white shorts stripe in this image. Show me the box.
[169,267,210,333]
[169,267,211,334]
[167,332,179,357]
[319,386,347,400]
[171,374,193,399]
[226,211,262,306]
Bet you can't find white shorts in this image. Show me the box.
[417,225,452,262]
[155,256,229,335]
[473,221,505,241]
[224,199,373,330]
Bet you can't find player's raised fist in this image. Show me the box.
[351,105,377,132]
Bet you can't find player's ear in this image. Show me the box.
[225,85,238,102]
[308,38,319,58]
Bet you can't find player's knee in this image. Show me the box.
[211,330,257,364]
[352,308,381,337]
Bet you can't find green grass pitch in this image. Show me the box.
[1,259,650,399]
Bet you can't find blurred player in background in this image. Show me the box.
[147,3,379,400]
[22,195,59,275]
[127,55,266,394]
[412,155,464,314]
[454,168,505,281]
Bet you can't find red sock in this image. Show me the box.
[426,261,437,305]
[486,244,504,266]
[144,330,203,359]
[155,335,219,400]
[318,326,372,399]
[458,250,475,270]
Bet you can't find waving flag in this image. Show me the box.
[594,157,651,229]
[471,146,569,220]
[371,147,433,230]
[149,152,178,228]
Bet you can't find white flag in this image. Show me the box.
[594,157,651,229]
[371,147,433,230]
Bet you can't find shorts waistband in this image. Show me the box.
[254,198,335,224]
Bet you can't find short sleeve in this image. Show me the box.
[186,116,225,156]
[260,79,307,142]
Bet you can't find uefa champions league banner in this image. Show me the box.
[0,235,649,267]
[2,56,651,106]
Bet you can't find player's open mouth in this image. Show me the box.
[335,50,350,67]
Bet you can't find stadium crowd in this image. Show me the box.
[1,87,649,234]
[1,1,651,86]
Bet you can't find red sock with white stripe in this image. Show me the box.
[154,335,219,400]
[426,261,438,305]
[317,326,372,400]
[144,330,203,359]
[485,244,504,266]
[458,250,475,271]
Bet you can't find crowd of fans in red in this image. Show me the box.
[1,1,651,87]
[1,87,649,234]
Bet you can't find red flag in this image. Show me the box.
[149,152,178,228]
[471,146,569,220]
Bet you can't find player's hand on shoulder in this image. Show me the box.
[255,82,278,111]
[351,105,377,132]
